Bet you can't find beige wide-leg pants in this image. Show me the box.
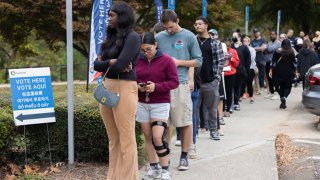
[99,78,138,180]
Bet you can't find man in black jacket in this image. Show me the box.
[194,16,224,141]
[231,32,251,110]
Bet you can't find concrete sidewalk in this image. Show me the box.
[139,87,320,180]
[167,134,278,180]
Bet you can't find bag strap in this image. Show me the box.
[277,56,282,64]
[102,67,120,96]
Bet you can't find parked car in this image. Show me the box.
[302,64,320,116]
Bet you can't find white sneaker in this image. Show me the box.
[174,140,181,146]
[200,128,206,133]
[264,94,273,99]
[218,129,224,136]
[142,165,162,180]
[188,144,197,159]
[161,169,172,180]
[271,94,280,100]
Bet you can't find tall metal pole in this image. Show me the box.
[277,10,281,39]
[66,0,74,165]
[245,6,249,35]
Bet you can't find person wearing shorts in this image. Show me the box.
[156,10,202,171]
[136,32,179,180]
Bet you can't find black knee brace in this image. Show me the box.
[151,121,170,157]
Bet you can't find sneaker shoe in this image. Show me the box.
[161,169,172,180]
[223,111,230,117]
[264,94,272,99]
[178,157,189,171]
[188,144,197,159]
[280,97,287,109]
[271,94,280,100]
[218,129,224,136]
[142,165,162,180]
[174,140,181,146]
[234,104,240,111]
[229,109,233,114]
[210,130,220,140]
[219,118,226,125]
[249,99,254,104]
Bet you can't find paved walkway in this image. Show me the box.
[10,84,317,180]
[140,86,320,180]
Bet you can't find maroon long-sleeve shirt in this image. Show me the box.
[136,50,179,103]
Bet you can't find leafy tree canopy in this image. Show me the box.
[0,0,240,59]
[250,0,320,35]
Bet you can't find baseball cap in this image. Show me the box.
[253,28,259,33]
[209,29,218,35]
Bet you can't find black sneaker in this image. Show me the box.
[178,156,189,171]
[210,130,220,140]
[280,97,287,109]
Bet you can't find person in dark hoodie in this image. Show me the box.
[231,32,251,111]
[269,39,296,109]
[297,39,318,89]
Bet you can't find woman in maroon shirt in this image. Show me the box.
[136,32,179,180]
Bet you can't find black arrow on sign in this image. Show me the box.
[16,112,55,122]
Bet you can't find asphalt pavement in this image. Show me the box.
[139,85,320,180]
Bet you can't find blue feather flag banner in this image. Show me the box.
[155,0,164,22]
[88,0,112,82]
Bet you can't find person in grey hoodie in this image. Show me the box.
[264,31,281,99]
[297,39,318,89]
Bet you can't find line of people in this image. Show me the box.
[93,2,320,179]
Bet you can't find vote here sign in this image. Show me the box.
[9,67,56,126]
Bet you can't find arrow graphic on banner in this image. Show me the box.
[16,112,55,122]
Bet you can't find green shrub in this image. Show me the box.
[0,84,143,163]
[0,110,15,152]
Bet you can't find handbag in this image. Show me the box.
[94,67,120,108]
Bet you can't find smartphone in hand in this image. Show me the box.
[138,82,147,87]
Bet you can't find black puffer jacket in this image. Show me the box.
[297,48,318,77]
